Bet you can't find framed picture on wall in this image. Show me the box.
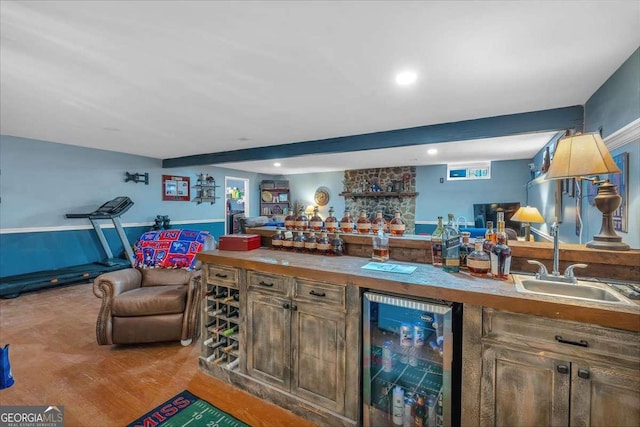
[162,175,190,201]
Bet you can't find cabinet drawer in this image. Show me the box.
[294,279,345,309]
[483,308,640,363]
[247,271,288,295]
[206,265,238,287]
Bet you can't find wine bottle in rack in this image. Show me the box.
[203,337,215,346]
[213,322,228,333]
[227,308,239,318]
[225,358,240,370]
[223,341,239,353]
[212,354,228,365]
[212,289,228,299]
[206,338,227,350]
[208,307,225,317]
[221,325,239,337]
[222,290,239,303]
[205,318,217,328]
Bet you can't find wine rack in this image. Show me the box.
[202,266,240,371]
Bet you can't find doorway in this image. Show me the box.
[224,177,250,234]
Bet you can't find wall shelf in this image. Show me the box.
[339,191,419,198]
[193,175,220,205]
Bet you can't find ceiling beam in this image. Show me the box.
[162,105,584,168]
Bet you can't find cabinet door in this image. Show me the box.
[291,301,346,415]
[246,291,291,390]
[570,360,640,427]
[481,344,570,426]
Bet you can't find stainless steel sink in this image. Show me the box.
[512,274,634,305]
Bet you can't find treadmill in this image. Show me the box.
[0,197,136,298]
[65,196,136,267]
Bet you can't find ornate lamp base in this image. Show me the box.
[586,181,630,251]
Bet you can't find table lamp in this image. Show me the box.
[545,132,629,250]
[511,206,544,241]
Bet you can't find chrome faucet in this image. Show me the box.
[526,221,587,284]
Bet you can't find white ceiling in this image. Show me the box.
[1,1,639,175]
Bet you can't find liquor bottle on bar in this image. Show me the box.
[304,231,317,253]
[483,221,496,255]
[467,239,490,277]
[295,207,308,230]
[389,212,406,236]
[330,232,344,256]
[372,225,389,262]
[282,230,294,251]
[431,216,444,267]
[357,210,372,234]
[309,206,323,231]
[271,226,284,250]
[325,207,338,232]
[340,211,354,233]
[284,210,296,230]
[293,230,306,252]
[442,213,461,273]
[316,230,331,255]
[491,218,512,280]
[372,211,387,234]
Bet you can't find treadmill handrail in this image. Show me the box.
[66,197,134,219]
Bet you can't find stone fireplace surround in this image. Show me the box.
[342,166,417,234]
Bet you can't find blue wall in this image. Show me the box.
[582,48,640,249]
[0,135,267,276]
[585,48,640,138]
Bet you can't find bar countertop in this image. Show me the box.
[197,248,640,332]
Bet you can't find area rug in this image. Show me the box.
[127,390,249,427]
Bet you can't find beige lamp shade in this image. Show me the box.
[511,206,545,224]
[545,132,621,179]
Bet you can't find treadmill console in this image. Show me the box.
[66,196,134,219]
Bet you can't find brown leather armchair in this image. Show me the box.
[92,267,202,346]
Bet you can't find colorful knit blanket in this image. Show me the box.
[135,229,211,270]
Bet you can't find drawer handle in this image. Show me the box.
[577,368,590,380]
[283,302,290,309]
[556,364,569,374]
[555,335,588,348]
[309,290,326,297]
[215,273,228,278]
[258,281,274,287]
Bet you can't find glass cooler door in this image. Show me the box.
[363,292,457,427]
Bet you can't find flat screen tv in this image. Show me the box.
[473,202,522,232]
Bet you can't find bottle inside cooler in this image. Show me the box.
[363,292,459,427]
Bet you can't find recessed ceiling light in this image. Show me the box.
[395,71,417,86]
[427,148,438,155]
[274,162,281,167]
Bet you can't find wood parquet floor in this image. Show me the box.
[0,282,317,427]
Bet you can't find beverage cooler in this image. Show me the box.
[363,292,462,427]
